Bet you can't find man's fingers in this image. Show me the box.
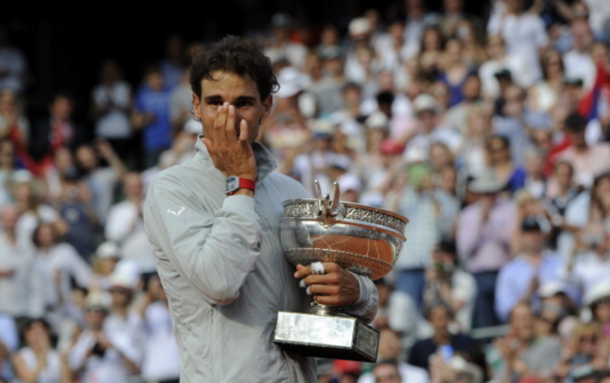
[299,272,341,287]
[213,102,229,141]
[225,104,236,142]
[306,284,340,296]
[294,262,340,278]
[238,119,248,142]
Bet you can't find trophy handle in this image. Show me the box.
[314,180,346,225]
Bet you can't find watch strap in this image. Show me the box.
[226,176,256,195]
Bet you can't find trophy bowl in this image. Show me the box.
[280,185,408,280]
[274,182,409,362]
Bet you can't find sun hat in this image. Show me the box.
[468,172,506,194]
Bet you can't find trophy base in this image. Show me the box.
[273,311,379,362]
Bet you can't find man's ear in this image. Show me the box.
[192,93,202,120]
[261,95,273,120]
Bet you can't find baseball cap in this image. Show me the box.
[468,172,505,194]
[538,280,569,298]
[413,93,440,114]
[85,291,110,312]
[364,111,389,131]
[96,241,121,260]
[276,67,310,99]
[348,17,371,39]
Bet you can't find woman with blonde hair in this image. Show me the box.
[10,170,68,248]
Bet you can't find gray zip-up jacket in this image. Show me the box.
[143,140,378,383]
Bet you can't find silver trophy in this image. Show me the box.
[273,181,408,362]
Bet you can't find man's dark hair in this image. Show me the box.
[436,238,457,262]
[565,112,587,133]
[422,299,454,321]
[190,35,279,100]
[376,91,395,107]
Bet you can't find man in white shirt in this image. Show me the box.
[403,94,462,160]
[68,290,141,383]
[487,0,548,84]
[0,205,46,319]
[563,224,610,301]
[105,172,156,274]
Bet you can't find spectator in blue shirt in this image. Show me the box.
[132,64,173,169]
[495,216,565,322]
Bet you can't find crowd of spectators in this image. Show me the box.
[1,0,610,382]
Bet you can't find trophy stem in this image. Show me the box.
[307,301,344,317]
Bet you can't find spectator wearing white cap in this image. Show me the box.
[67,291,138,383]
[537,280,580,337]
[403,94,462,163]
[264,65,312,166]
[585,280,610,327]
[539,280,576,309]
[344,17,375,85]
[457,171,518,328]
[90,241,122,293]
[101,270,145,379]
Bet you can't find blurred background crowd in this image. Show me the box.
[1,0,610,382]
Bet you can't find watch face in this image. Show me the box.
[227,177,238,192]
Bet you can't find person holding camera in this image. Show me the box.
[67,291,140,383]
[421,239,477,335]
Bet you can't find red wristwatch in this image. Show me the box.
[226,176,256,195]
